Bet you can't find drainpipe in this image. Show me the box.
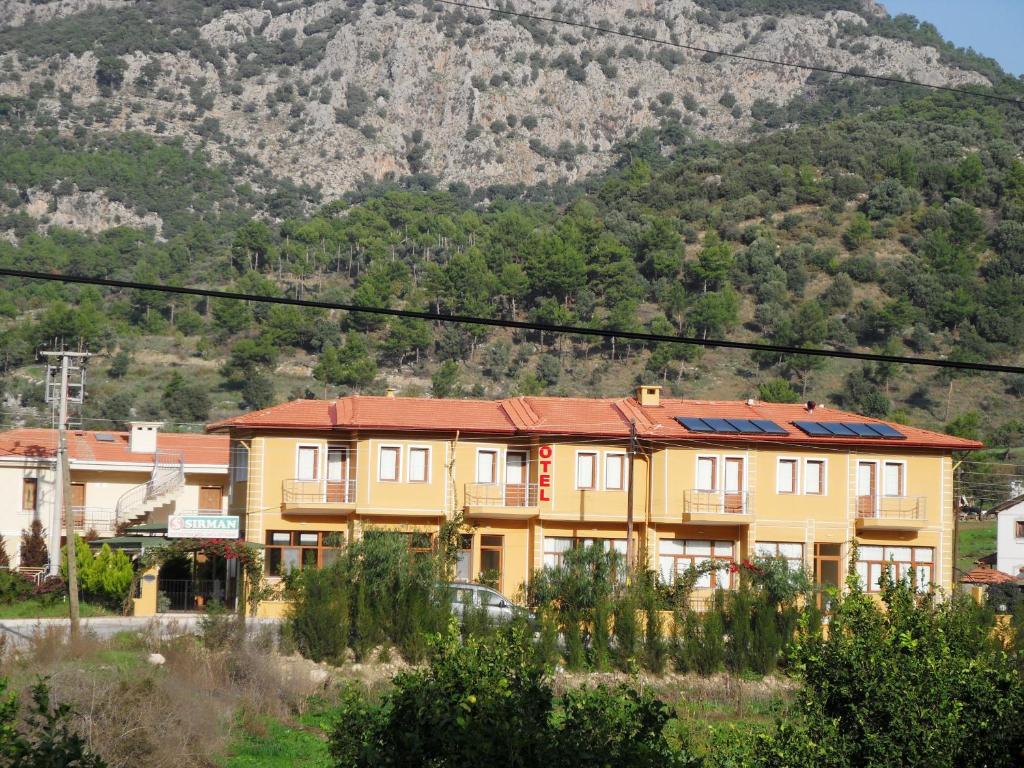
[626,420,636,572]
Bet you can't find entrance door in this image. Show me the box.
[814,542,842,612]
[857,462,877,517]
[70,483,86,527]
[326,447,350,502]
[504,451,528,506]
[199,485,223,513]
[724,458,744,513]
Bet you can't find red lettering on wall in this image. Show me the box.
[539,475,550,487]
[539,444,553,504]
[539,445,553,459]
[540,489,551,502]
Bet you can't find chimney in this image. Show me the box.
[128,421,162,454]
[385,387,397,399]
[636,385,662,408]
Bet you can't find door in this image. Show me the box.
[70,483,86,527]
[504,451,527,506]
[199,486,223,513]
[724,458,744,513]
[814,543,842,613]
[857,462,877,517]
[326,447,349,502]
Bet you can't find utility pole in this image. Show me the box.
[626,419,636,572]
[42,349,90,639]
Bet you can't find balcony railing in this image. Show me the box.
[282,479,357,505]
[857,496,927,520]
[464,483,539,508]
[61,507,116,534]
[683,490,750,516]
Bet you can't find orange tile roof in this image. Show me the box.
[960,566,1018,585]
[209,394,980,451]
[0,428,228,466]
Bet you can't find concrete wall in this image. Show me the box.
[997,502,1024,578]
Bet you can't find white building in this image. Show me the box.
[0,423,229,567]
[994,494,1024,580]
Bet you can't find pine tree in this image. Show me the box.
[0,534,10,569]
[19,520,48,568]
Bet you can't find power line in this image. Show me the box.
[2,267,1023,374]
[430,0,1024,107]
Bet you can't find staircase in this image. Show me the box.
[115,452,185,530]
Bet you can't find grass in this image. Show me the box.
[0,600,114,619]
[957,519,997,575]
[219,717,332,768]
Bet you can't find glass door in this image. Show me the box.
[326,447,350,502]
[504,451,528,506]
[724,457,744,513]
[857,462,877,517]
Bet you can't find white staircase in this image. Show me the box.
[115,452,185,530]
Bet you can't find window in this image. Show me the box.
[755,542,805,572]
[883,462,905,496]
[658,540,734,589]
[696,456,717,491]
[232,444,249,483]
[476,450,497,484]
[265,530,344,576]
[804,460,825,495]
[408,447,430,483]
[22,478,37,512]
[777,459,797,494]
[543,537,627,570]
[378,446,400,481]
[455,534,473,581]
[480,534,503,590]
[855,545,933,593]
[605,453,625,490]
[296,446,319,480]
[576,452,597,490]
[1016,521,1024,539]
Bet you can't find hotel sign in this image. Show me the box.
[167,514,240,539]
[539,444,553,502]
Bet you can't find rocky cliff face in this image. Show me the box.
[0,0,989,223]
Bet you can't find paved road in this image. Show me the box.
[0,615,281,648]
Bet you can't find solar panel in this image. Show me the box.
[821,422,858,436]
[844,422,883,438]
[793,421,831,436]
[95,433,116,442]
[867,423,906,439]
[676,417,714,433]
[750,419,788,435]
[703,418,740,433]
[724,419,765,434]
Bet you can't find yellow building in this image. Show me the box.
[207,387,979,617]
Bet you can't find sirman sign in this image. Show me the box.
[167,514,240,539]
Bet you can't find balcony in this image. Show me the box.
[682,490,752,525]
[464,483,539,519]
[281,479,357,514]
[856,496,928,531]
[62,507,116,536]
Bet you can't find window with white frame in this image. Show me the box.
[883,462,905,496]
[576,451,597,490]
[696,456,717,491]
[804,459,825,495]
[378,445,400,482]
[476,450,497,484]
[408,447,430,483]
[605,453,625,490]
[855,546,933,593]
[543,537,627,570]
[658,540,734,588]
[296,445,319,480]
[777,459,797,494]
[754,542,805,572]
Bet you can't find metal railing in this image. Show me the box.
[62,507,116,533]
[857,496,927,520]
[683,489,750,515]
[464,483,539,508]
[157,578,237,612]
[114,451,185,526]
[282,478,357,504]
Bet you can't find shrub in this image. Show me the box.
[19,520,48,568]
[0,568,33,604]
[0,678,106,766]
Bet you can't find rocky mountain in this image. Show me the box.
[0,0,994,234]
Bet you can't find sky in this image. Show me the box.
[882,1,1024,75]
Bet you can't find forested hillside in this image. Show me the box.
[0,0,1022,476]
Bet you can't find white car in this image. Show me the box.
[448,582,532,623]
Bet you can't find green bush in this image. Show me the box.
[0,678,106,766]
[0,569,33,604]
